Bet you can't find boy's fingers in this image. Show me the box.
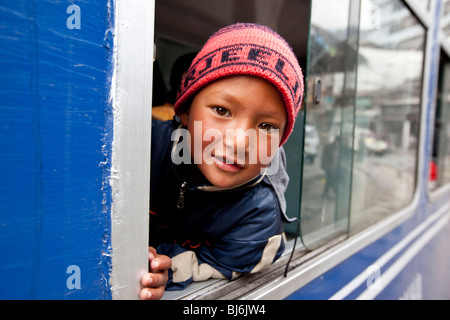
[139,288,151,300]
[148,251,155,262]
[141,272,167,288]
[148,246,157,256]
[148,246,157,261]
[139,286,165,300]
[150,255,172,272]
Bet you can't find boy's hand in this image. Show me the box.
[140,246,172,300]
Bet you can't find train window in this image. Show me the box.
[429,51,450,191]
[349,0,425,232]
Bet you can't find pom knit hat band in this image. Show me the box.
[174,23,304,146]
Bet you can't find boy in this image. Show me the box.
[140,23,304,299]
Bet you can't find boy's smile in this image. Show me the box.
[179,75,287,188]
[212,155,243,173]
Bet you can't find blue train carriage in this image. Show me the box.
[0,0,153,299]
[1,0,449,300]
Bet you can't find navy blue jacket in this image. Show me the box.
[150,118,290,290]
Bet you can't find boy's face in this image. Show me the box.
[179,75,286,188]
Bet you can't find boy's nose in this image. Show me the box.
[234,128,249,150]
[224,127,251,157]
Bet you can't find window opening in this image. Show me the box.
[152,0,310,297]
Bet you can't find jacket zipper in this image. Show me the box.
[177,181,187,209]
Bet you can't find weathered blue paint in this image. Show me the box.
[0,1,114,299]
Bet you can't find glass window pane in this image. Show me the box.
[350,0,426,232]
[296,0,360,249]
[430,52,450,191]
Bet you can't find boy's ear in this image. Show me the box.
[179,111,190,127]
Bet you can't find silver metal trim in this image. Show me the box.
[109,0,155,300]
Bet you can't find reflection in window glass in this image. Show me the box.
[443,0,450,43]
[415,0,431,13]
[430,53,450,191]
[350,0,425,231]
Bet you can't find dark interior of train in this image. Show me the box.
[152,0,310,109]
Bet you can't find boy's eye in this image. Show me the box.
[259,123,278,132]
[213,106,231,117]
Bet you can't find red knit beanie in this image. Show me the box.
[174,23,304,146]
